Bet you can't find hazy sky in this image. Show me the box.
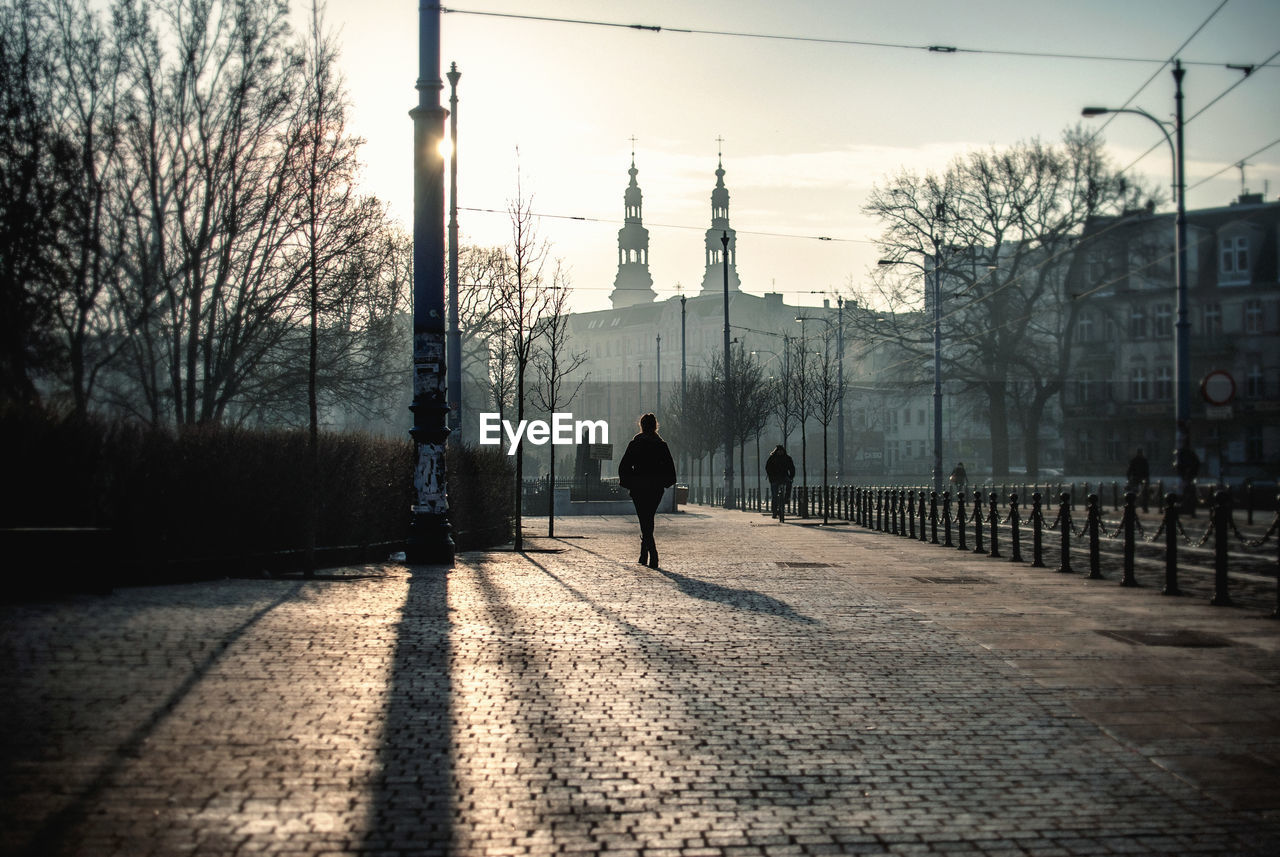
[318,0,1280,312]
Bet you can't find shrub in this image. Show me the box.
[0,406,514,581]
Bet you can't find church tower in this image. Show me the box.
[699,151,741,295]
[609,150,657,308]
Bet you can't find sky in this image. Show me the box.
[315,0,1280,313]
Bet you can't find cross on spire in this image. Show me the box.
[628,135,638,159]
[715,135,725,158]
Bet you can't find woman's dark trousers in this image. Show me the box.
[631,488,664,566]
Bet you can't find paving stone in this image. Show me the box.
[1,508,1278,855]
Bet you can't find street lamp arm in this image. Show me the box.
[1081,106,1176,189]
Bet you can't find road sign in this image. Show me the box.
[1201,370,1236,406]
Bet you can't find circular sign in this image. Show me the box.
[1201,370,1236,406]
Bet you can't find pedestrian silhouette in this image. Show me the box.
[617,413,677,568]
[765,445,795,521]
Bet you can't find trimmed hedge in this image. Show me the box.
[1,406,512,581]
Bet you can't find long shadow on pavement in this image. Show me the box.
[363,565,453,854]
[654,567,817,624]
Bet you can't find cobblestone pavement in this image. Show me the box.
[2,506,1278,856]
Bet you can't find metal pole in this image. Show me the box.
[837,297,845,484]
[446,63,461,432]
[933,247,943,494]
[681,293,687,483]
[1173,60,1192,505]
[721,231,734,509]
[406,1,453,564]
[656,334,662,416]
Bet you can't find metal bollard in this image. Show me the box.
[1210,490,1232,606]
[900,488,909,536]
[1112,481,1120,511]
[1008,493,1022,562]
[943,491,953,547]
[1121,492,1138,587]
[1087,494,1103,579]
[1162,494,1181,596]
[1030,492,1045,568]
[988,492,1002,558]
[930,491,939,544]
[918,489,928,542]
[956,491,968,551]
[1141,480,1150,514]
[908,490,917,539]
[1057,493,1073,574]
[972,491,985,554]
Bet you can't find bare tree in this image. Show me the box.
[855,129,1142,477]
[111,0,308,425]
[532,269,586,537]
[496,180,556,550]
[0,0,72,406]
[811,324,846,523]
[41,0,130,417]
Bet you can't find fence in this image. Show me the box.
[692,481,1280,617]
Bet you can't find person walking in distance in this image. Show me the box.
[617,413,677,568]
[765,444,796,522]
[1126,448,1149,492]
[949,461,968,493]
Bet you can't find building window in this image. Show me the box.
[1129,306,1147,340]
[1153,303,1172,338]
[904,408,911,426]
[1220,236,1249,274]
[1203,303,1222,335]
[1154,365,1172,400]
[1246,426,1263,461]
[1130,367,1149,402]
[1076,311,1095,343]
[1246,362,1264,398]
[1076,371,1093,403]
[1245,299,1263,334]
[918,409,925,425]
[1107,432,1124,463]
[1077,429,1092,463]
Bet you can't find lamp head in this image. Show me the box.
[1081,107,1110,117]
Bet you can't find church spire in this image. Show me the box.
[610,141,656,308]
[701,140,740,295]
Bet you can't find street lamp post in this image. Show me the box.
[446,63,461,433]
[406,1,453,564]
[656,334,662,417]
[836,298,845,484]
[1083,59,1190,506]
[721,231,734,510]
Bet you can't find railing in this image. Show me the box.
[692,480,1280,616]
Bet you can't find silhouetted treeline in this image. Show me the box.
[0,0,409,429]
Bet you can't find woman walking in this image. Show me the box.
[617,413,677,568]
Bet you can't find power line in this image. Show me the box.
[458,205,877,245]
[440,4,1274,69]
[1087,0,1228,144]
[1188,136,1280,190]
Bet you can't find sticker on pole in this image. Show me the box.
[1200,370,1235,406]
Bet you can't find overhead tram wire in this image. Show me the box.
[1082,0,1231,143]
[457,205,875,245]
[1189,136,1280,191]
[439,5,1272,70]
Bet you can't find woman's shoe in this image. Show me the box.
[639,540,649,564]
[647,546,659,568]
